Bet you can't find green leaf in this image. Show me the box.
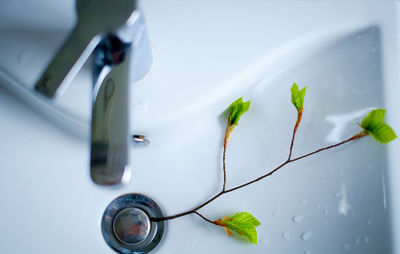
[228,98,251,127]
[361,109,397,144]
[291,82,307,112]
[215,212,261,244]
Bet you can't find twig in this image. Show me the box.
[223,130,228,191]
[150,121,368,223]
[289,131,367,163]
[151,192,224,222]
[288,110,302,160]
[195,211,217,225]
[222,122,232,191]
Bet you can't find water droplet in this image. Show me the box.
[335,192,342,198]
[301,231,313,240]
[281,230,291,241]
[293,215,304,224]
[304,250,312,254]
[364,236,369,244]
[18,49,30,64]
[272,202,281,216]
[382,175,388,210]
[371,45,378,53]
[322,179,327,184]
[343,244,350,250]
[190,240,197,247]
[133,100,149,113]
[17,49,41,65]
[301,199,308,205]
[260,235,270,246]
[338,183,351,215]
[324,208,329,215]
[367,219,372,225]
[357,34,364,40]
[355,237,361,246]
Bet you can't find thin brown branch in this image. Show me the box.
[226,132,368,194]
[289,131,367,163]
[195,211,217,225]
[223,144,227,191]
[223,124,233,191]
[224,160,288,193]
[223,133,228,191]
[150,191,224,222]
[288,110,303,160]
[150,131,368,223]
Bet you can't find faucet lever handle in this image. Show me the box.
[34,26,99,97]
[34,0,136,97]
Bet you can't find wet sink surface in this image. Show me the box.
[0,1,399,254]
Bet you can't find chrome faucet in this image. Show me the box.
[34,0,152,185]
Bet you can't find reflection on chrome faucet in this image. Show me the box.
[33,0,152,185]
[90,35,131,185]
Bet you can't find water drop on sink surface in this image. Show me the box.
[292,215,304,224]
[281,230,291,241]
[301,231,313,240]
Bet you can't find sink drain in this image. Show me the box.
[102,194,165,253]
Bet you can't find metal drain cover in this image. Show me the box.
[102,194,165,253]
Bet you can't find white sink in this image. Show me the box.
[0,1,399,254]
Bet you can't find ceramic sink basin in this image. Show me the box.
[0,1,399,254]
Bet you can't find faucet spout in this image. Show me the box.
[32,0,152,186]
[89,9,150,185]
[90,35,132,185]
